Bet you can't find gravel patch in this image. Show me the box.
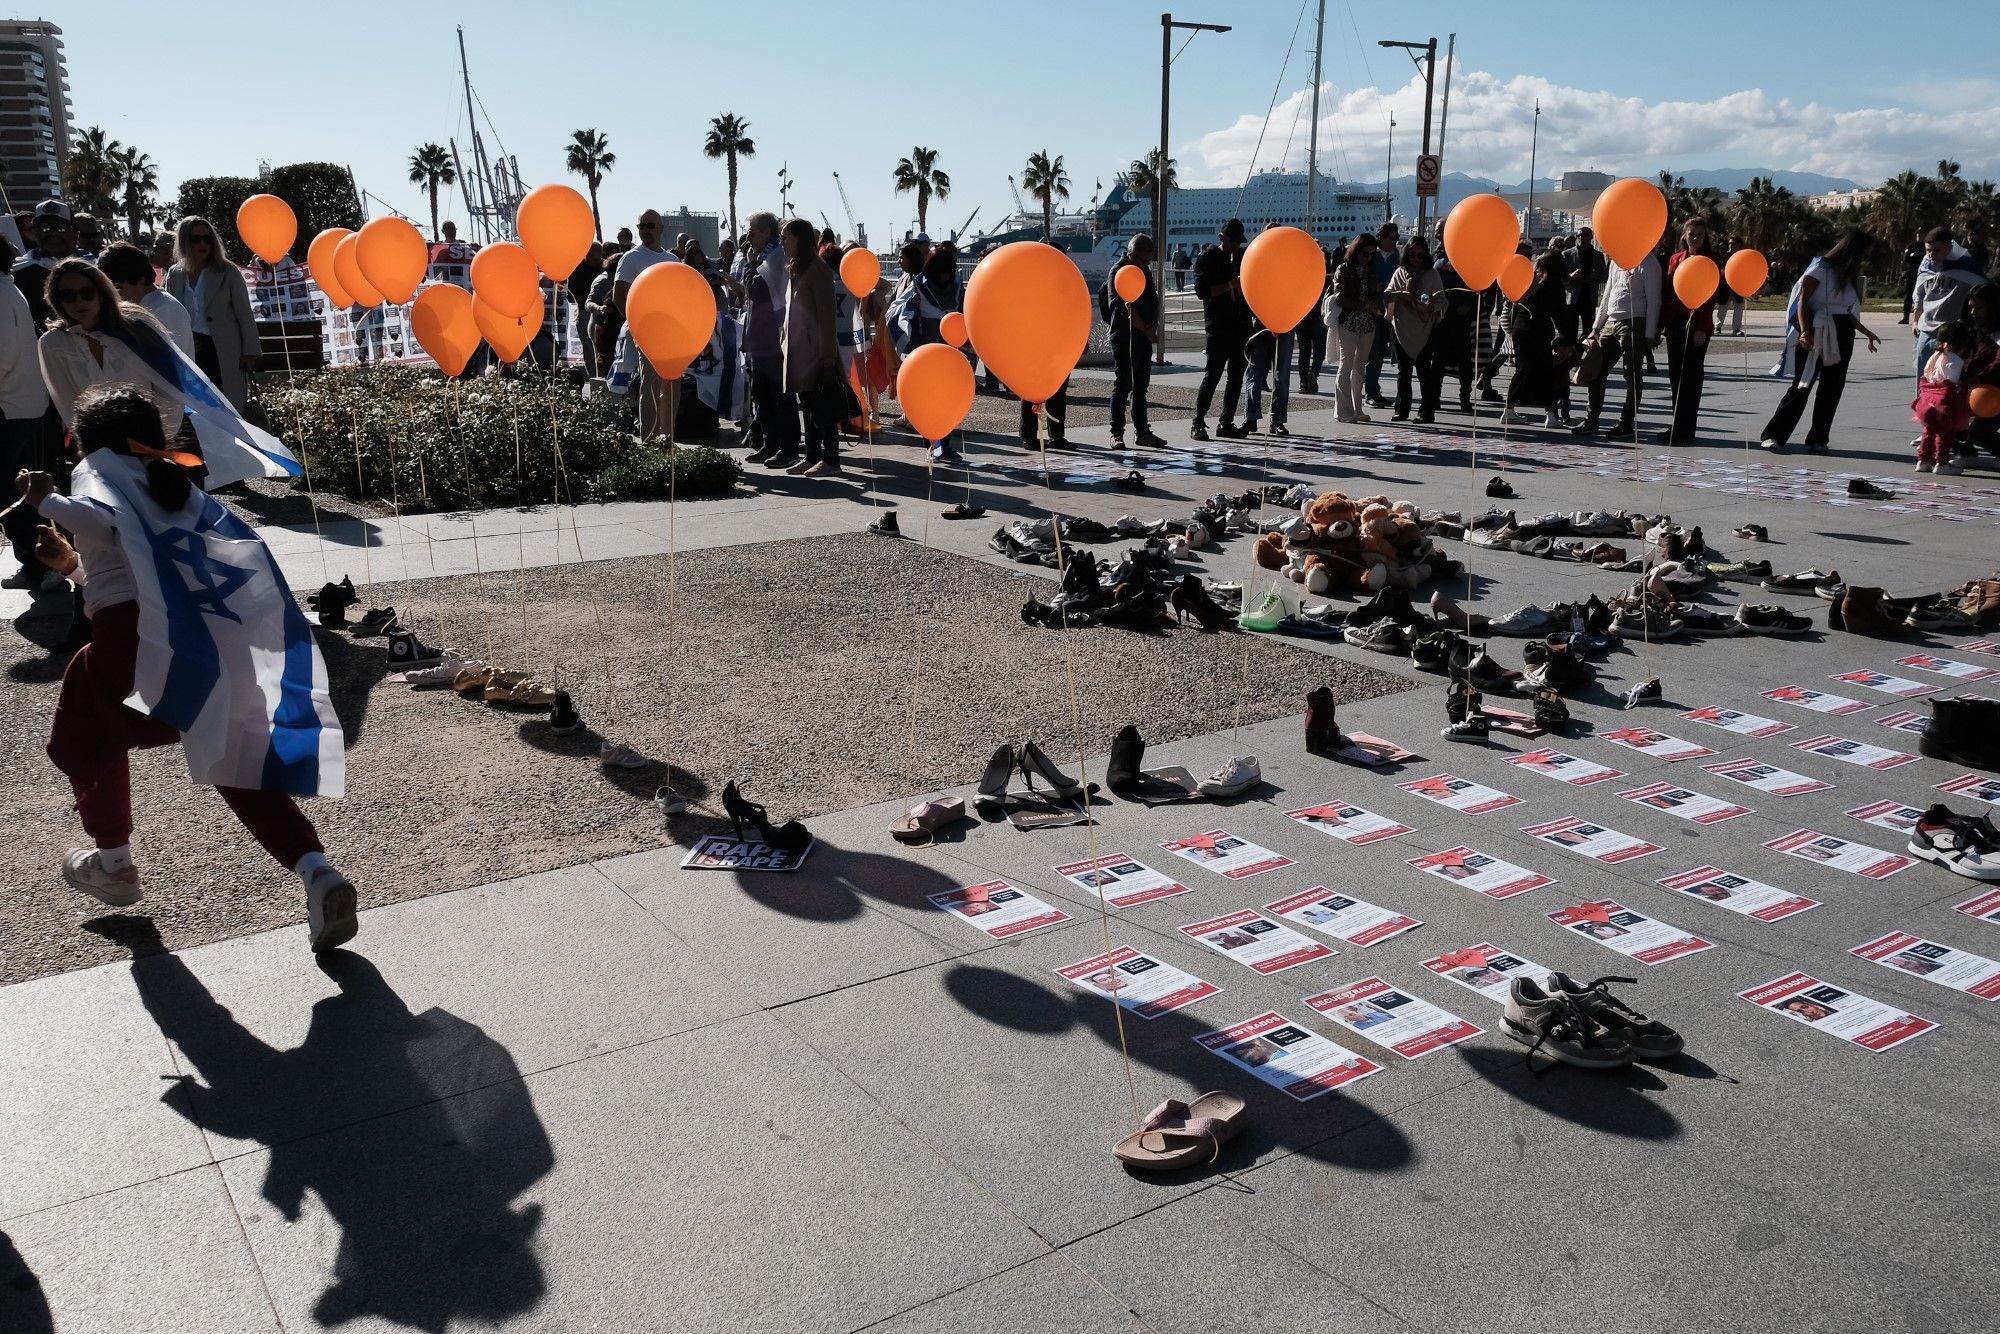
[0,534,1409,984]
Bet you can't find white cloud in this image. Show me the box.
[1185,70,2000,189]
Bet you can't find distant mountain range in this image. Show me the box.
[1340,168,1866,224]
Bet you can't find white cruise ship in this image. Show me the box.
[1110,168,1389,253]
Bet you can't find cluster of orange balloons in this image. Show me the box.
[964,242,1090,405]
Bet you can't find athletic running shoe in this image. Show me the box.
[599,740,651,770]
[1907,806,2000,881]
[1848,478,1895,500]
[1544,973,1684,1059]
[305,865,359,952]
[61,848,142,908]
[1622,677,1663,710]
[1736,603,1813,635]
[1761,567,1840,595]
[1502,978,1636,1070]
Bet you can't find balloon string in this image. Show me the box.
[451,380,494,666]
[350,408,373,598]
[549,382,623,724]
[269,276,332,588]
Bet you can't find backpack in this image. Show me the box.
[1098,271,1120,324]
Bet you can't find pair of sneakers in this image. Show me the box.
[1503,974,1683,1070]
[62,850,358,953]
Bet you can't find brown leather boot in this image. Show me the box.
[1947,574,2000,629]
[1837,585,1897,638]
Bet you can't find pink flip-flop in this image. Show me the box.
[891,797,967,845]
[1112,1092,1247,1171]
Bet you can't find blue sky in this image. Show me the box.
[52,0,2000,244]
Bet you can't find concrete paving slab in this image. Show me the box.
[863,1254,1150,1334]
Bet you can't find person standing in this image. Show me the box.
[1190,218,1250,441]
[1106,234,1164,447]
[1500,249,1567,427]
[1294,250,1328,393]
[1,234,52,588]
[98,242,194,358]
[1330,233,1383,423]
[1172,244,1191,292]
[1385,238,1445,422]
[1571,249,1661,441]
[611,209,683,439]
[1365,222,1401,407]
[163,216,262,414]
[1898,232,1926,325]
[1567,227,1608,333]
[779,218,841,476]
[1760,228,1881,454]
[1241,316,1292,437]
[730,212,793,466]
[12,199,83,329]
[1657,218,1722,444]
[1910,227,1986,390]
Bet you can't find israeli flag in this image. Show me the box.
[107,310,304,490]
[689,313,748,423]
[71,452,344,799]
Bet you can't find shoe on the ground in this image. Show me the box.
[1760,438,1784,452]
[1502,977,1637,1070]
[386,628,445,670]
[1441,713,1490,743]
[1533,686,1570,735]
[62,848,143,907]
[1135,431,1170,448]
[1733,524,1770,542]
[1488,604,1555,637]
[1609,608,1683,642]
[1486,476,1517,499]
[1709,559,1772,582]
[405,653,478,688]
[1813,576,1849,602]
[550,689,582,735]
[1198,755,1262,798]
[1904,600,1975,632]
[305,865,359,953]
[1188,421,1210,442]
[1545,973,1684,1060]
[1215,421,1250,440]
[1465,645,1524,695]
[1761,567,1839,595]
[1343,620,1407,654]
[600,740,650,770]
[1935,459,1964,476]
[1907,805,2000,881]
[941,503,986,520]
[1848,478,1895,500]
[867,510,902,537]
[1622,677,1663,710]
[1736,603,1814,635]
[1,564,48,590]
[654,786,691,816]
[351,607,398,636]
[1920,695,2000,770]
[1409,629,1463,673]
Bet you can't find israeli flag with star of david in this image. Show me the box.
[71,452,343,798]
[104,309,303,490]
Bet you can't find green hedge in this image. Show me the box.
[259,365,740,512]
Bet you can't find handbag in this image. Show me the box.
[1570,337,1610,386]
[1339,307,1374,336]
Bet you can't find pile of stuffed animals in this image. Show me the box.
[1253,491,1463,595]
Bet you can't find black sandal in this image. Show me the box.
[1113,469,1146,492]
[942,503,987,520]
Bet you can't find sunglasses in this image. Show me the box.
[55,286,98,303]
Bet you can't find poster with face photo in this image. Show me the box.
[1160,830,1295,880]
[1420,943,1554,1005]
[1896,654,1997,682]
[1656,866,1820,921]
[1765,829,1913,879]
[1054,947,1221,1018]
[1546,900,1715,965]
[1053,854,1193,909]
[1937,774,2000,809]
[1830,670,1938,700]
[1505,749,1627,786]
[1600,726,1717,763]
[1847,800,1925,835]
[1700,758,1831,798]
[1407,847,1553,900]
[1193,1010,1382,1101]
[1762,685,1872,717]
[1397,774,1524,816]
[1520,817,1663,864]
[1617,781,1751,825]
[1874,710,1931,735]
[1739,972,1937,1051]
[1177,909,1335,975]
[1285,801,1413,846]
[1265,887,1422,948]
[927,880,1072,939]
[1302,977,1482,1059]
[1850,932,2000,1000]
[1682,706,1794,739]
[1791,734,1918,772]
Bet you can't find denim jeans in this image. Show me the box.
[1243,331,1292,427]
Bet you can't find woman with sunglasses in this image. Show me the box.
[162,215,262,413]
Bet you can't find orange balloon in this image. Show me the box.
[355,216,428,305]
[839,248,882,297]
[1113,263,1146,304]
[1971,385,2000,420]
[896,343,976,442]
[472,292,538,364]
[1239,225,1326,335]
[470,242,543,321]
[1592,178,1668,272]
[1672,254,1720,310]
[1441,194,1520,292]
[625,261,718,378]
[1498,253,1534,303]
[940,311,968,347]
[516,184,595,281]
[411,284,480,376]
[236,193,297,265]
[307,227,355,308]
[1725,249,1769,299]
[333,234,384,308]
[963,241,1090,405]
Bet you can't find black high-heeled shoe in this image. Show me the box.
[1018,741,1085,799]
[1170,575,1232,631]
[721,781,812,852]
[973,744,1015,812]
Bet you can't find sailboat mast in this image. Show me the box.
[1305,0,1325,231]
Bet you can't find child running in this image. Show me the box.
[14,383,358,950]
[1914,319,1974,475]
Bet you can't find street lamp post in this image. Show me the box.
[1379,36,1438,236]
[1526,100,1541,244]
[1384,112,1395,227]
[1158,12,1232,365]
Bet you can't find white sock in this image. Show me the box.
[295,851,330,885]
[99,844,135,874]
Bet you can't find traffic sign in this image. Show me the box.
[1414,154,1441,199]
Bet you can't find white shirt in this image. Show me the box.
[1923,349,1964,385]
[183,268,210,336]
[140,287,196,358]
[1,275,50,419]
[614,245,678,287]
[1592,254,1663,341]
[38,486,137,615]
[1802,256,1863,318]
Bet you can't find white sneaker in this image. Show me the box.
[1488,604,1555,636]
[1499,409,1529,425]
[1915,460,1935,474]
[1542,410,1560,427]
[405,654,480,688]
[1935,460,1963,476]
[1197,755,1262,798]
[62,848,143,907]
[305,866,359,952]
[599,740,651,770]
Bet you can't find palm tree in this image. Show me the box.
[1875,170,1934,249]
[893,147,951,236]
[703,114,756,245]
[407,143,457,242]
[1126,150,1179,201]
[1020,151,1070,240]
[1955,180,1997,254]
[61,126,124,219]
[1936,159,1965,201]
[1727,176,1794,255]
[110,146,159,239]
[564,128,616,241]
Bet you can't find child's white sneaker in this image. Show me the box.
[62,848,143,907]
[1915,460,1935,473]
[305,865,359,952]
[1935,459,1964,476]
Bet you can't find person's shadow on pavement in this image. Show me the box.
[95,918,554,1332]
[0,1229,52,1334]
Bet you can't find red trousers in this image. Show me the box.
[47,601,322,869]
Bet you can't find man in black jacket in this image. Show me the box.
[1191,218,1251,441]
[1107,234,1166,446]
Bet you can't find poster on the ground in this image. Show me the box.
[928,880,1071,939]
[1739,972,1937,1051]
[1178,909,1335,974]
[1656,866,1820,921]
[1398,774,1524,815]
[1265,887,1422,948]
[1830,670,1938,700]
[1547,900,1715,965]
[1618,781,1752,825]
[1791,734,1918,771]
[1850,932,2000,999]
[1194,1011,1383,1101]
[1054,946,1220,1018]
[1896,653,1997,682]
[1160,830,1295,880]
[1303,977,1482,1059]
[1962,640,2000,658]
[1326,731,1421,767]
[1937,774,2000,808]
[1848,800,1926,835]
[1421,943,1553,1004]
[1053,854,1192,909]
[1701,758,1831,797]
[1600,725,1717,763]
[1506,748,1627,786]
[1875,709,1931,735]
[1285,800,1413,845]
[1765,829,1913,879]
[1409,846,1554,899]
[1762,685,1872,717]
[1682,706,1793,738]
[1954,889,2000,926]
[680,835,814,872]
[1521,817,1663,864]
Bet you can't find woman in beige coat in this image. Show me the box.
[778,217,842,476]
[163,215,261,412]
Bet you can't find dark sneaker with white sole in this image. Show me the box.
[1848,478,1895,500]
[1622,677,1662,710]
[386,629,444,669]
[1761,567,1839,595]
[1544,973,1684,1060]
[1735,603,1813,635]
[1907,805,2000,881]
[1502,977,1637,1070]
